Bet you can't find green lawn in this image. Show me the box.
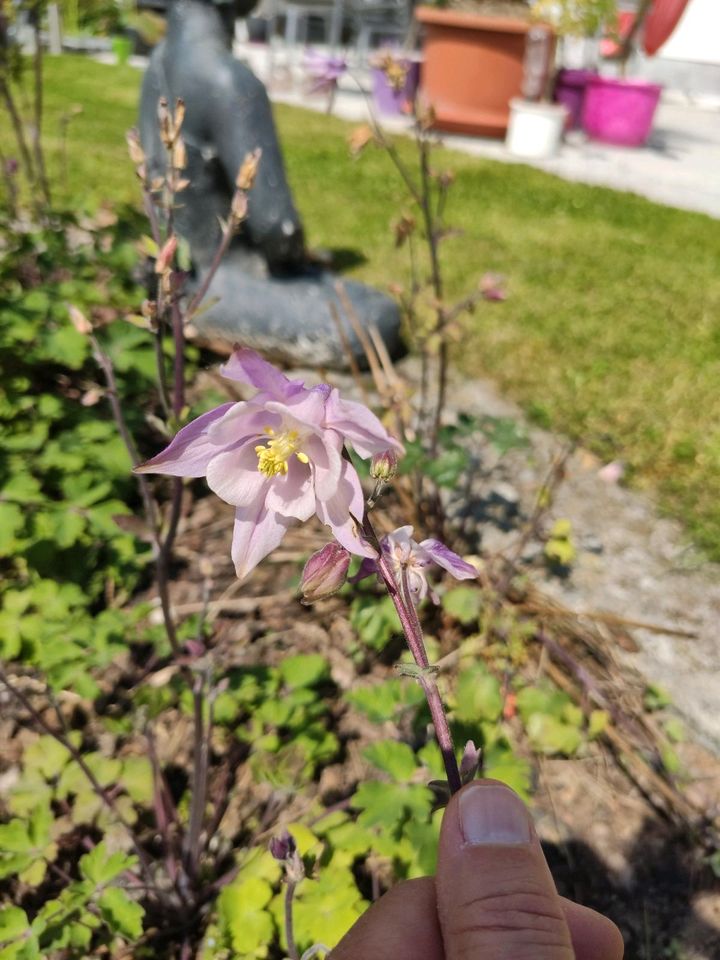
[7,55,720,558]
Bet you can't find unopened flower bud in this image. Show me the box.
[157,97,172,147]
[370,449,398,482]
[155,235,177,274]
[300,542,350,604]
[172,98,186,138]
[347,123,374,157]
[172,136,187,171]
[269,830,296,862]
[460,740,482,784]
[68,304,92,335]
[230,190,248,224]
[236,148,262,191]
[126,128,145,167]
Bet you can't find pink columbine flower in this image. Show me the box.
[353,524,477,603]
[136,349,402,580]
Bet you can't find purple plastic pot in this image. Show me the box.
[582,75,662,147]
[371,60,421,116]
[553,68,596,130]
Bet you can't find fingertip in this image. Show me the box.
[562,899,625,960]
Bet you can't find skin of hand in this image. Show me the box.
[331,779,624,960]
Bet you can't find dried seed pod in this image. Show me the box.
[235,148,262,191]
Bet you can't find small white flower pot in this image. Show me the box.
[506,99,568,159]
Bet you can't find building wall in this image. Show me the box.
[656,0,720,65]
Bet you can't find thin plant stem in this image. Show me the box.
[31,5,50,206]
[361,514,462,794]
[90,333,160,539]
[184,221,236,321]
[0,668,156,882]
[285,880,300,960]
[0,143,19,216]
[0,79,37,197]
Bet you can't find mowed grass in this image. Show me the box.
[8,55,720,557]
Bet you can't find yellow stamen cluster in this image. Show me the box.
[255,427,309,477]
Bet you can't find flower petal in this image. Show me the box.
[220,348,305,401]
[265,457,315,521]
[135,402,235,477]
[325,389,403,459]
[419,539,478,580]
[206,441,270,506]
[207,403,282,447]
[315,459,375,558]
[305,433,343,501]
[231,503,293,581]
[348,556,380,583]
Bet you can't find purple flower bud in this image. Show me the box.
[460,740,482,784]
[370,448,399,482]
[300,542,351,604]
[4,157,18,177]
[269,829,296,862]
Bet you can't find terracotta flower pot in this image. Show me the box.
[415,6,535,138]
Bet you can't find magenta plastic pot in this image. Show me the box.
[554,68,596,130]
[371,60,421,116]
[582,75,662,147]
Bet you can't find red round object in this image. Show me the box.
[643,0,691,56]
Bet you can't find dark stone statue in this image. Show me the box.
[139,0,403,368]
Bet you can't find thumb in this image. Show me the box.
[436,780,574,960]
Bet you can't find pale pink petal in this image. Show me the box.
[265,457,315,521]
[231,503,293,581]
[207,403,282,447]
[220,348,305,400]
[263,391,326,434]
[325,390,403,459]
[206,442,270,506]
[419,539,478,580]
[315,459,375,558]
[135,402,235,477]
[305,434,342,501]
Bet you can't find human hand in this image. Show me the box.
[331,780,624,959]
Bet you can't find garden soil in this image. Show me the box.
[175,356,720,959]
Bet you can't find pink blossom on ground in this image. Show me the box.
[353,524,477,603]
[136,348,402,580]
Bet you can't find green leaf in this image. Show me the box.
[79,842,136,886]
[516,685,571,723]
[588,709,609,739]
[363,740,418,781]
[350,595,401,651]
[279,654,329,689]
[0,503,25,555]
[644,683,672,711]
[120,756,154,806]
[97,887,144,940]
[353,781,433,830]
[345,679,425,724]
[218,877,275,958]
[526,714,583,756]
[453,666,502,723]
[483,750,532,801]
[441,586,482,625]
[423,447,468,487]
[0,906,29,940]
[280,866,366,951]
[478,416,529,454]
[23,736,73,780]
[663,717,685,744]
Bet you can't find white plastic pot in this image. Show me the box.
[506,99,568,159]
